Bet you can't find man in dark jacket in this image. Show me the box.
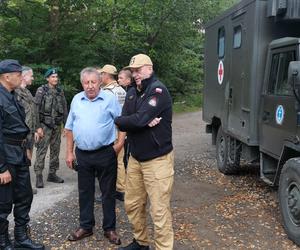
[0,59,44,250]
[115,54,174,250]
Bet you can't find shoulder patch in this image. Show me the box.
[155,88,162,94]
[148,97,157,107]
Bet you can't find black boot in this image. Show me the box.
[118,239,149,250]
[0,220,13,250]
[47,173,64,183]
[35,174,44,188]
[14,226,44,250]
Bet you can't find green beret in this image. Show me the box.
[44,68,58,78]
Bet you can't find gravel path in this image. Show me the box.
[19,111,300,249]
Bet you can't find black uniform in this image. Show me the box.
[115,74,173,161]
[0,83,33,227]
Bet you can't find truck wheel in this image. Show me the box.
[216,127,241,174]
[279,158,300,246]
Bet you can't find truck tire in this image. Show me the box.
[216,127,241,174]
[279,158,300,246]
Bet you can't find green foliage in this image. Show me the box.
[173,93,202,114]
[0,0,238,104]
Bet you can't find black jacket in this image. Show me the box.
[115,74,173,161]
[0,84,29,173]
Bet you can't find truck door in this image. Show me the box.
[260,47,297,158]
[228,17,247,140]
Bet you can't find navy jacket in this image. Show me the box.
[0,84,29,173]
[115,74,173,161]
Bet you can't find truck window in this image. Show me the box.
[268,53,280,94]
[276,51,295,96]
[218,27,225,58]
[233,25,242,49]
[268,51,295,96]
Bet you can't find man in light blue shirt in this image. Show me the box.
[65,67,123,245]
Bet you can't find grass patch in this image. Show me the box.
[173,93,202,114]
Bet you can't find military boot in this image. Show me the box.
[118,239,149,250]
[47,173,64,183]
[0,221,13,250]
[14,226,44,250]
[35,174,44,188]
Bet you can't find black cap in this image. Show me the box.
[0,59,22,74]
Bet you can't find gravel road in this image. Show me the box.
[16,111,300,249]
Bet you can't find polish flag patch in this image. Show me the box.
[155,88,162,94]
[148,97,157,107]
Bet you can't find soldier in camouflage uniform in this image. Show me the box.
[34,68,68,188]
[100,65,127,201]
[15,66,43,195]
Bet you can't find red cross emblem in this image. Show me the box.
[218,61,224,84]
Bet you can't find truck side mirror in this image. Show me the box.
[288,61,300,87]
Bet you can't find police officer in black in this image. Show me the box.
[0,59,44,250]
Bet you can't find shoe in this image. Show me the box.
[0,221,13,250]
[0,232,13,250]
[115,191,124,201]
[68,228,93,241]
[47,173,64,183]
[36,174,44,188]
[104,230,121,245]
[118,239,150,250]
[32,188,37,195]
[95,194,102,203]
[14,226,44,249]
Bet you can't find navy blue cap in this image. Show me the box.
[44,68,58,78]
[0,59,22,74]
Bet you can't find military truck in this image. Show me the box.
[203,0,300,245]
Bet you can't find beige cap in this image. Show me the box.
[99,64,118,75]
[126,54,153,68]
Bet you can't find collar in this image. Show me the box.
[0,83,14,100]
[81,90,103,102]
[102,80,119,90]
[137,73,157,92]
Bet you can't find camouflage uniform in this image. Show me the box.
[15,87,37,151]
[34,84,68,175]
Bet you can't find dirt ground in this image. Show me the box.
[25,111,300,249]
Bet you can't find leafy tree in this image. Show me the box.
[0,0,238,103]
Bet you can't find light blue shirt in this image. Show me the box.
[65,90,121,151]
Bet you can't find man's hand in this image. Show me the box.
[148,117,162,127]
[26,149,32,161]
[34,132,40,143]
[66,151,75,169]
[36,128,44,139]
[0,170,12,185]
[113,142,123,156]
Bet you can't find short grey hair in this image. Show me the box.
[22,66,32,75]
[80,67,100,83]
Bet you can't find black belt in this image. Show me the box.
[77,143,114,153]
[4,137,27,147]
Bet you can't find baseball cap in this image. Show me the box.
[125,54,153,69]
[44,68,58,78]
[0,59,22,74]
[99,64,118,75]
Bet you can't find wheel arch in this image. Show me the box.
[274,143,300,186]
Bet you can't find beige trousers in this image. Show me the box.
[116,147,126,193]
[125,151,174,250]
